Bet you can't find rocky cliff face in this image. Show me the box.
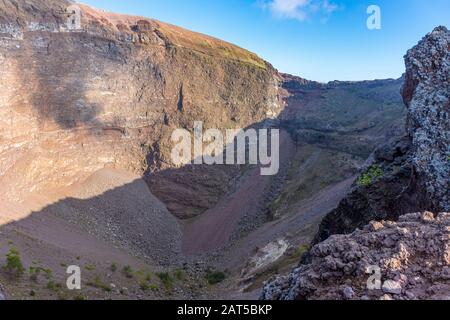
[313,26,450,243]
[261,26,450,300]
[0,0,283,216]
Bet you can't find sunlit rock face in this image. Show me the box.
[0,0,283,212]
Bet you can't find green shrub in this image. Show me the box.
[157,272,174,290]
[110,263,117,273]
[206,270,226,285]
[43,268,53,280]
[174,269,185,281]
[29,266,41,282]
[122,265,134,279]
[47,280,62,291]
[87,276,111,292]
[29,265,53,282]
[74,294,85,300]
[84,264,96,271]
[357,165,384,186]
[150,284,159,292]
[140,282,150,291]
[3,248,25,278]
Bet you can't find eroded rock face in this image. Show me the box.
[313,26,450,243]
[261,212,450,300]
[261,26,450,300]
[402,26,450,211]
[0,0,283,217]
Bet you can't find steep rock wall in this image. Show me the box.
[313,26,450,243]
[261,26,450,300]
[0,0,283,217]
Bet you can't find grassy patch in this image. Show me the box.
[84,264,96,272]
[157,272,174,290]
[122,265,134,279]
[110,263,117,273]
[2,248,25,278]
[174,269,186,281]
[87,276,111,292]
[205,270,226,285]
[47,280,62,291]
[150,284,159,292]
[357,165,384,186]
[139,281,150,291]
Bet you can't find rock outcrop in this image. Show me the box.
[0,284,5,300]
[313,26,449,243]
[261,26,450,300]
[402,26,450,211]
[261,212,450,300]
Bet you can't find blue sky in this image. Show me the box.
[79,0,449,82]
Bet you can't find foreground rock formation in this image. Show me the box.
[314,26,450,243]
[262,26,450,300]
[261,212,450,300]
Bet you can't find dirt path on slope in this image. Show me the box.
[182,130,296,255]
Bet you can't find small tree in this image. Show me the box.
[3,248,25,278]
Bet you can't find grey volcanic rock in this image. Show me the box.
[262,26,450,300]
[313,26,450,243]
[402,26,450,211]
[261,212,450,300]
[0,0,283,218]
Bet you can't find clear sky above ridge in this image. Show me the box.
[79,0,449,82]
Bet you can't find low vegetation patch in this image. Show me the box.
[357,165,384,186]
[2,248,25,278]
[84,264,96,271]
[174,269,186,281]
[122,265,134,279]
[87,276,111,292]
[29,265,53,282]
[47,280,63,291]
[139,281,150,291]
[205,270,226,285]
